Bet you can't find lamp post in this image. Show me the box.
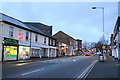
[92,6,105,53]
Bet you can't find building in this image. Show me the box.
[76,39,82,51]
[0,13,56,62]
[111,2,120,60]
[0,13,31,61]
[111,17,120,60]
[53,31,82,56]
[24,22,56,58]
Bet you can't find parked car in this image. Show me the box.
[85,52,92,56]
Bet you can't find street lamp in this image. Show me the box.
[92,6,105,53]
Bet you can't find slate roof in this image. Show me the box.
[0,13,31,30]
[53,30,75,40]
[24,23,53,38]
[24,22,50,29]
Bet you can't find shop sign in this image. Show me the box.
[31,43,41,47]
[19,41,30,46]
[4,37,18,45]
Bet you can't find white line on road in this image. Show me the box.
[21,68,44,76]
[73,59,77,62]
[76,60,98,80]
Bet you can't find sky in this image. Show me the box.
[0,1,119,43]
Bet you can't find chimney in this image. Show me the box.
[50,26,52,35]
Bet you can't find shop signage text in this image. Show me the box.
[4,37,18,45]
[19,41,30,46]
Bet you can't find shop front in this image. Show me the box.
[19,41,30,60]
[58,43,67,56]
[2,37,18,61]
[40,44,49,58]
[49,46,56,57]
[31,43,42,58]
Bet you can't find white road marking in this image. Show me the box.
[21,68,44,76]
[63,60,66,61]
[73,59,76,62]
[76,60,98,80]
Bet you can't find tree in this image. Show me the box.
[82,41,91,52]
[95,36,109,52]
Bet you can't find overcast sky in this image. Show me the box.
[0,2,118,43]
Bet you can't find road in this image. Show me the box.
[2,55,98,79]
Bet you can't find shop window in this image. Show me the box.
[9,26,14,37]
[19,46,30,59]
[35,34,38,42]
[4,46,17,60]
[26,31,29,40]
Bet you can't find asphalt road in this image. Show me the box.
[2,55,97,79]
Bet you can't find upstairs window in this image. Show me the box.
[53,40,55,46]
[35,34,38,42]
[9,26,14,37]
[50,39,52,45]
[44,37,46,44]
[26,31,29,40]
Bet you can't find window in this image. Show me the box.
[26,32,29,40]
[50,39,52,45]
[9,26,14,37]
[53,40,55,46]
[35,34,38,42]
[44,37,46,44]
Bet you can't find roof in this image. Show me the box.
[0,13,31,30]
[24,23,54,38]
[53,30,75,40]
[76,39,82,41]
[24,22,51,29]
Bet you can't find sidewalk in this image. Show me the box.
[86,56,119,80]
[2,55,77,64]
[2,57,61,64]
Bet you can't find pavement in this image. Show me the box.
[2,56,67,64]
[86,55,119,80]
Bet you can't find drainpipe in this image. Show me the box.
[30,31,32,59]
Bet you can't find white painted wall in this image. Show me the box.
[39,34,44,44]
[2,23,30,41]
[31,32,49,45]
[46,37,49,45]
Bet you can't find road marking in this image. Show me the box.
[76,60,98,80]
[63,60,66,61]
[21,68,44,76]
[73,59,76,62]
